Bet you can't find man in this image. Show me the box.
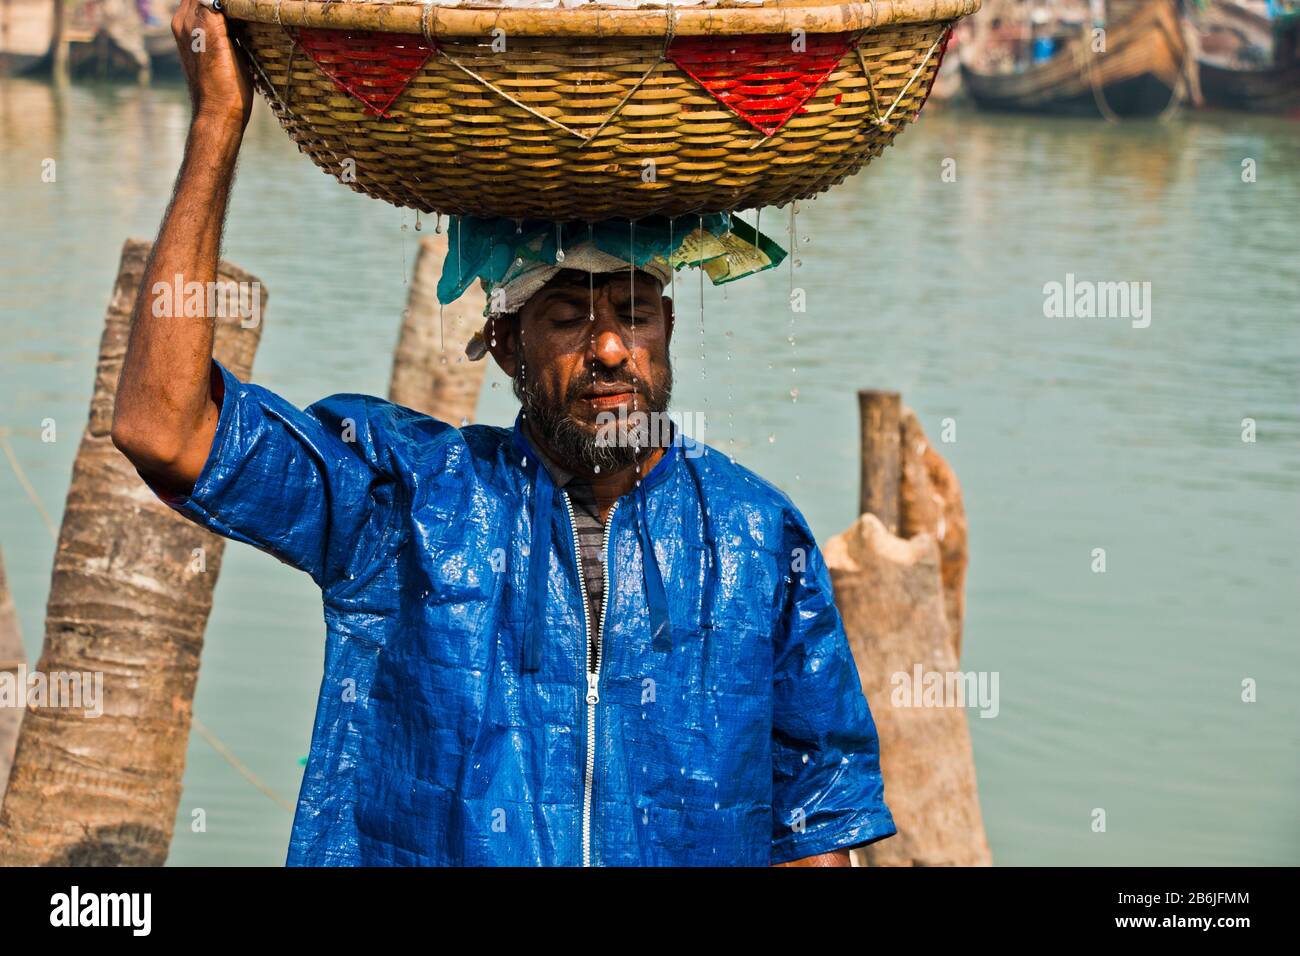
[111,0,896,866]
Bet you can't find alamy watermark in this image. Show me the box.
[890,665,999,718]
[1043,273,1151,329]
[595,409,707,459]
[0,665,104,718]
[150,275,262,328]
[50,886,150,936]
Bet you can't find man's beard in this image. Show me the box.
[515,361,673,474]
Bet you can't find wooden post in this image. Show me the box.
[0,239,266,865]
[826,515,991,866]
[830,391,989,866]
[857,389,901,532]
[389,233,488,425]
[0,547,23,805]
[49,0,68,82]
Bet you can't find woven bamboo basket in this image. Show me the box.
[224,0,981,219]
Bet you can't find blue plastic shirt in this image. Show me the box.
[167,361,896,865]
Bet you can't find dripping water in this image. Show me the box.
[697,214,709,450]
[629,218,642,479]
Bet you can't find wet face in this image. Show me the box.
[486,268,675,475]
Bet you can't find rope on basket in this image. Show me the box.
[251,4,406,208]
[272,0,299,108]
[578,5,677,149]
[856,23,951,130]
[423,2,677,145]
[855,0,884,117]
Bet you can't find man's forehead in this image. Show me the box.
[539,268,665,297]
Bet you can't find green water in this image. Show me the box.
[1,77,1296,865]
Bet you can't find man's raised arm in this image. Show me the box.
[111,0,254,494]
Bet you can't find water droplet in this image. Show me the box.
[768,434,776,444]
[460,417,469,427]
[414,211,422,232]
[593,464,601,474]
[491,381,498,389]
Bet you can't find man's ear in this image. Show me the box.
[484,314,520,378]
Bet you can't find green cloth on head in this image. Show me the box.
[436,213,788,317]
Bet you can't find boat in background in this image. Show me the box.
[1195,0,1300,113]
[961,0,1192,118]
[0,0,177,79]
[0,0,52,75]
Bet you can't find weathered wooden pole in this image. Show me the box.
[0,547,23,804]
[899,408,968,660]
[389,233,488,425]
[0,239,266,866]
[49,0,68,82]
[858,389,901,534]
[828,391,990,866]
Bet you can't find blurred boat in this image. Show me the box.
[1195,0,1300,113]
[0,0,176,79]
[0,0,52,74]
[961,0,1191,117]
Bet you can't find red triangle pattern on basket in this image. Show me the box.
[667,31,861,136]
[293,29,435,117]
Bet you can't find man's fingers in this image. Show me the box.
[173,0,210,44]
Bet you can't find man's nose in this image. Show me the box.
[587,310,631,368]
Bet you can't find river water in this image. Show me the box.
[1,77,1296,865]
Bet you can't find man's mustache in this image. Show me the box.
[564,370,646,404]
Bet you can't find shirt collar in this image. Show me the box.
[522,419,577,488]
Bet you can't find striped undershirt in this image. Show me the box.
[527,427,607,662]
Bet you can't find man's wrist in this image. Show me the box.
[187,112,247,161]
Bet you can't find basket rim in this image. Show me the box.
[224,0,981,37]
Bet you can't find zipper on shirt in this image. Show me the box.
[562,490,619,868]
